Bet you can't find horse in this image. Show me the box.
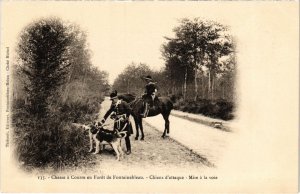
[118,93,173,140]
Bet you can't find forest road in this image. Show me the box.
[89,97,237,175]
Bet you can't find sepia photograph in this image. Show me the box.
[0,1,298,193]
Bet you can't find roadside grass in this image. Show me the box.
[12,88,103,172]
[173,98,235,121]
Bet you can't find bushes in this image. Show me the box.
[13,68,105,170]
[14,117,90,170]
[12,17,108,171]
[12,103,97,171]
[58,81,104,123]
[59,100,101,123]
[12,81,104,171]
[173,97,235,120]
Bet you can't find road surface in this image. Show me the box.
[97,97,237,168]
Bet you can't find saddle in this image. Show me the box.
[142,94,159,107]
[140,96,161,118]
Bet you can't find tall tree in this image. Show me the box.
[162,18,234,100]
[162,38,194,99]
[172,18,203,100]
[17,18,73,118]
[204,22,233,99]
[14,17,110,168]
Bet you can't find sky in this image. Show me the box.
[2,1,246,84]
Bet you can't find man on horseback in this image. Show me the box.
[100,90,133,155]
[141,75,158,118]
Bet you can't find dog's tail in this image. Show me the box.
[71,123,91,131]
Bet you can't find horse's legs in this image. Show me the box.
[139,117,144,140]
[133,116,139,140]
[166,112,170,134]
[162,112,170,138]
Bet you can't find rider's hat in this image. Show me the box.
[110,90,118,100]
[144,75,153,81]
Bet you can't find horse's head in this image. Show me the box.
[118,93,136,103]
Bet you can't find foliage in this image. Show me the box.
[173,97,234,120]
[13,109,92,169]
[161,18,236,101]
[112,63,152,95]
[16,18,73,118]
[12,17,107,170]
[113,18,236,120]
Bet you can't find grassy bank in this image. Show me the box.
[172,97,235,121]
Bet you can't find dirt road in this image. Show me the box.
[145,113,236,165]
[80,97,236,175]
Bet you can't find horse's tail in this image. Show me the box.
[168,98,174,110]
[169,95,176,103]
[159,97,174,112]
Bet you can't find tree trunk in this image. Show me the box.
[183,66,187,100]
[208,69,211,100]
[194,68,198,101]
[202,75,205,99]
[211,76,214,100]
[208,68,215,100]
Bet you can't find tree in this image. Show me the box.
[162,18,234,100]
[204,22,233,99]
[17,18,73,118]
[112,63,152,95]
[172,18,202,100]
[161,38,194,99]
[57,25,110,104]
[14,17,110,168]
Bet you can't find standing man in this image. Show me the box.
[100,90,133,155]
[141,75,157,118]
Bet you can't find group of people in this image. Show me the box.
[99,75,158,155]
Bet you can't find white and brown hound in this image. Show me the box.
[73,122,126,161]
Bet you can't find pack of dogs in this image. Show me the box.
[73,122,127,161]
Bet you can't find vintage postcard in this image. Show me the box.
[0,1,298,193]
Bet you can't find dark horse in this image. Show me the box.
[119,94,173,140]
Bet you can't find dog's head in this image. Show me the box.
[90,124,99,134]
[93,121,100,127]
[90,121,105,135]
